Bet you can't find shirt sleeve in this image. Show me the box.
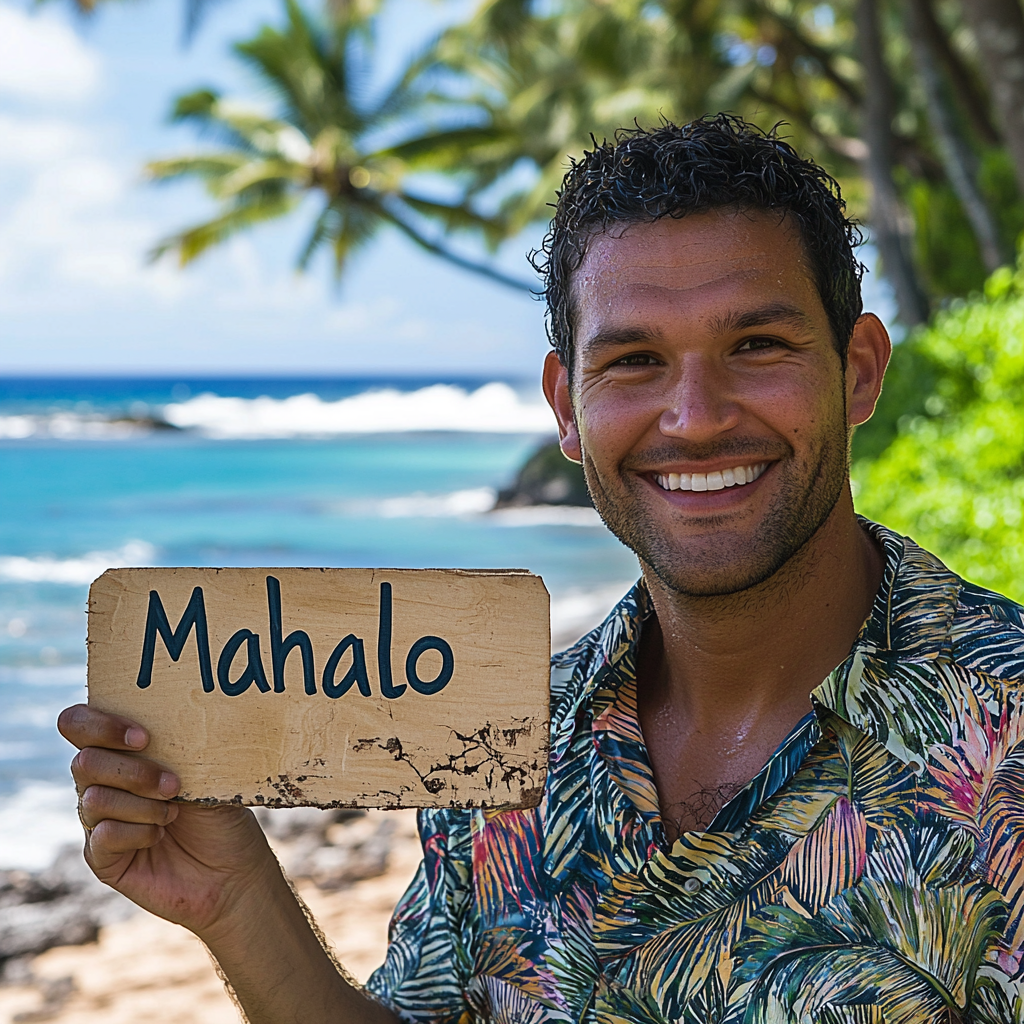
[363,808,476,1024]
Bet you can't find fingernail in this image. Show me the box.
[158,772,179,798]
[126,726,146,748]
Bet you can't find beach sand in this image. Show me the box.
[0,810,422,1024]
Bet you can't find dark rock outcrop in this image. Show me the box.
[495,440,591,508]
[0,848,134,965]
[253,807,394,890]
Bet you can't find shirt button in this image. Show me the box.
[683,877,702,894]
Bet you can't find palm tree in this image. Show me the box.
[421,0,1022,319]
[144,0,534,290]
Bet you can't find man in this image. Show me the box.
[59,116,1024,1023]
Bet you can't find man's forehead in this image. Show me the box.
[573,212,817,332]
[578,212,806,279]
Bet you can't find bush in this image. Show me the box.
[853,265,1024,603]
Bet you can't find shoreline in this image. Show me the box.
[0,809,422,1024]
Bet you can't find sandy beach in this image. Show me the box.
[0,810,422,1024]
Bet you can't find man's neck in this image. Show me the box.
[640,490,882,723]
[635,491,884,837]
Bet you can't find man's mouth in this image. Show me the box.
[654,462,769,493]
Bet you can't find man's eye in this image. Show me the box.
[737,336,782,352]
[612,353,658,366]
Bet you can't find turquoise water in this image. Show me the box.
[0,377,638,867]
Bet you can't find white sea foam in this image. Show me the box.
[490,506,603,528]
[334,488,604,526]
[0,413,153,440]
[163,382,556,438]
[0,780,83,870]
[0,540,156,585]
[549,581,636,650]
[375,487,497,518]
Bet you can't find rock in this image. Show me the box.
[252,805,361,843]
[0,848,133,964]
[253,807,395,890]
[494,440,591,508]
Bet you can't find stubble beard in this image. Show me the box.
[584,414,850,599]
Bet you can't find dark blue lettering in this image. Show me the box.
[405,636,454,695]
[136,587,214,692]
[267,576,315,694]
[377,582,406,698]
[217,629,271,697]
[322,634,371,698]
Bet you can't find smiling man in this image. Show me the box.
[60,116,1024,1023]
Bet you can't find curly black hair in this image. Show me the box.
[531,115,865,368]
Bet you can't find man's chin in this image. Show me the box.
[641,543,788,599]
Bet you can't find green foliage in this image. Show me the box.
[853,264,1024,601]
[979,147,1024,258]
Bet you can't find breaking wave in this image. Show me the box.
[0,541,157,585]
[164,382,556,438]
[0,383,557,440]
[334,488,603,526]
[0,414,159,440]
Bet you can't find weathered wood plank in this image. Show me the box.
[87,568,550,809]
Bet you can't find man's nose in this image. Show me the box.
[657,357,739,441]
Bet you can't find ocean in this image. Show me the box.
[0,376,639,869]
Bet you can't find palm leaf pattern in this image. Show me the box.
[366,520,1024,1023]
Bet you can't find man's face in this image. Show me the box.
[547,209,856,598]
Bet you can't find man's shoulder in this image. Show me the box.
[948,577,1024,683]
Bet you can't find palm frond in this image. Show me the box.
[148,193,298,266]
[214,158,308,198]
[144,155,248,183]
[381,200,535,291]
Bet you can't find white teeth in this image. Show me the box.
[656,463,767,492]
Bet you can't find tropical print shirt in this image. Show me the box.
[366,520,1024,1023]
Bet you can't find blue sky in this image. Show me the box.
[0,0,552,376]
[0,0,895,377]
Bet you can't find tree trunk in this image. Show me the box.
[958,0,1024,197]
[911,0,1001,146]
[856,0,931,325]
[906,0,1007,270]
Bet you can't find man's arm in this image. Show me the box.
[58,703,399,1024]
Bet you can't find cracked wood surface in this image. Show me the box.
[87,568,550,809]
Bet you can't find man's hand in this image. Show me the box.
[59,703,273,937]
[57,703,399,1024]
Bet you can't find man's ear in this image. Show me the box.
[846,313,892,427]
[542,350,583,463]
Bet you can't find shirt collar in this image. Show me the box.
[552,517,964,770]
[811,517,963,766]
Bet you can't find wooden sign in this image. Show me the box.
[87,568,550,810]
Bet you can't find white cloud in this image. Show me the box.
[0,113,88,164]
[0,141,190,303]
[0,4,101,104]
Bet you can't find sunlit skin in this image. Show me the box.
[543,209,891,840]
[55,207,892,1018]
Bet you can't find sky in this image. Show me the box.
[0,0,552,376]
[0,0,896,377]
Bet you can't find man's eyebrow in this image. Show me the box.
[580,325,664,351]
[707,303,815,335]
